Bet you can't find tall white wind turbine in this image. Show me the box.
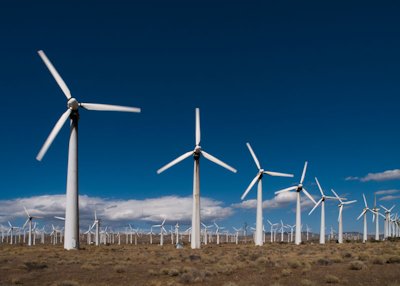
[371,194,384,241]
[22,207,42,246]
[380,204,395,239]
[157,108,236,249]
[274,162,316,245]
[308,177,339,244]
[36,50,141,250]
[330,189,356,244]
[357,194,374,243]
[241,143,293,246]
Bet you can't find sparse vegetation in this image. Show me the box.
[0,242,400,285]
[349,260,366,270]
[325,274,340,284]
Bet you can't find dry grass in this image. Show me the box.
[0,240,400,285]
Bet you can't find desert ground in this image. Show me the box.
[1,239,400,286]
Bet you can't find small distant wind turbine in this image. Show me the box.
[157,108,236,249]
[214,221,225,245]
[309,177,340,244]
[241,142,293,246]
[371,194,384,241]
[330,189,356,244]
[36,50,141,250]
[7,222,19,245]
[357,194,374,243]
[152,217,167,246]
[380,204,395,239]
[22,207,43,246]
[90,211,101,246]
[275,162,315,245]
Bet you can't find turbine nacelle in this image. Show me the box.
[67,98,79,110]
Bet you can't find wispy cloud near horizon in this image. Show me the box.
[346,169,400,182]
[232,192,315,211]
[0,194,234,228]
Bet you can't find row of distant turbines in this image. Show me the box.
[3,213,385,247]
[33,50,399,250]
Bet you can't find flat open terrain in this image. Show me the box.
[1,240,400,286]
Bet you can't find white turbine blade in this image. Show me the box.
[267,220,272,226]
[331,189,341,201]
[80,103,141,113]
[357,209,367,220]
[343,200,357,205]
[264,171,293,177]
[309,198,322,215]
[91,222,96,230]
[94,210,97,221]
[325,196,340,200]
[338,205,343,222]
[302,188,317,204]
[380,205,389,212]
[8,221,12,227]
[275,186,297,195]
[362,194,368,208]
[315,177,324,196]
[241,173,260,200]
[22,218,30,229]
[38,50,72,99]
[378,212,385,218]
[23,206,30,217]
[300,161,308,184]
[246,143,261,170]
[157,151,193,174]
[54,216,65,221]
[36,109,71,161]
[161,218,166,225]
[195,108,200,146]
[201,150,237,173]
[389,205,396,212]
[372,212,375,222]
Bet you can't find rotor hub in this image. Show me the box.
[67,98,79,110]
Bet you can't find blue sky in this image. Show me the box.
[0,1,399,234]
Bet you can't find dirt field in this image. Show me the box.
[1,240,400,286]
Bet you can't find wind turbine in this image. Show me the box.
[214,221,225,245]
[157,108,236,249]
[7,222,19,245]
[380,204,395,239]
[357,194,374,243]
[22,207,43,246]
[36,50,141,250]
[330,189,356,244]
[275,162,315,245]
[371,194,384,241]
[152,217,167,246]
[267,220,278,243]
[308,177,339,244]
[241,142,293,246]
[91,211,101,246]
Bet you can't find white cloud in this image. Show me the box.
[0,194,233,228]
[347,169,400,182]
[345,176,359,181]
[232,191,315,211]
[375,189,400,195]
[379,195,400,201]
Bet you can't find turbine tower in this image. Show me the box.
[22,207,42,246]
[274,162,315,245]
[241,142,293,246]
[331,189,356,244]
[156,108,236,249]
[357,194,374,243]
[380,204,395,239]
[36,50,141,250]
[309,177,339,244]
[372,194,384,241]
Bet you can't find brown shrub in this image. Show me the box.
[349,260,366,270]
